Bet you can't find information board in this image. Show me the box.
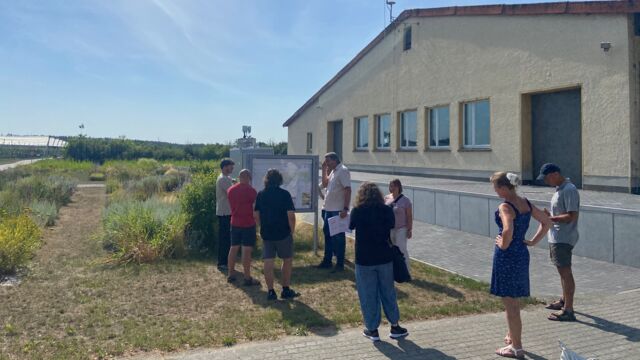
[246,155,319,213]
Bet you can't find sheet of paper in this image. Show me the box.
[328,214,351,236]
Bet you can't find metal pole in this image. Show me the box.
[313,201,319,256]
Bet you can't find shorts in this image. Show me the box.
[231,226,257,247]
[263,235,293,260]
[549,243,573,268]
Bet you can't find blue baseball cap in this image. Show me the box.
[536,163,561,181]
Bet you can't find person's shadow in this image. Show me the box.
[374,338,457,359]
[229,277,339,337]
[574,311,640,342]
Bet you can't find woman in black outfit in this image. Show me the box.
[349,182,409,342]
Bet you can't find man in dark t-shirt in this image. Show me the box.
[254,169,300,301]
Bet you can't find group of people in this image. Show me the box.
[490,162,580,359]
[214,153,581,358]
[215,159,300,300]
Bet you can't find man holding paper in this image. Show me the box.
[317,152,351,273]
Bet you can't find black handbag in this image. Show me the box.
[390,243,411,283]
[388,194,411,283]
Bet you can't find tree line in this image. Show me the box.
[62,136,287,163]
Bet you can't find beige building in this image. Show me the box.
[284,1,640,193]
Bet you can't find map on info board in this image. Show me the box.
[248,155,318,212]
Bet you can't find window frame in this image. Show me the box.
[375,113,392,150]
[306,132,313,154]
[462,99,491,149]
[427,105,451,150]
[403,26,412,51]
[399,109,418,150]
[354,116,369,151]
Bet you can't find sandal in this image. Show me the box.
[548,310,576,322]
[545,299,564,310]
[496,345,525,359]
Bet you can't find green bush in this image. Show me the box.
[0,190,23,217]
[29,201,58,227]
[180,171,218,251]
[0,213,42,274]
[105,179,121,194]
[125,176,161,201]
[89,172,106,181]
[101,197,188,263]
[13,176,75,208]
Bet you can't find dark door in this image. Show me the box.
[531,89,582,188]
[331,121,343,160]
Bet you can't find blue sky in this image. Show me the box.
[0,0,592,144]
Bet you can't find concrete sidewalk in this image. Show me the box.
[131,289,640,359]
[407,222,640,298]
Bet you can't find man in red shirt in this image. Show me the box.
[226,169,260,286]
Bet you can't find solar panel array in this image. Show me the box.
[0,136,67,148]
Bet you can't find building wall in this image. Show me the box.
[288,14,633,190]
[630,16,640,193]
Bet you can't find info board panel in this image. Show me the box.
[246,155,319,213]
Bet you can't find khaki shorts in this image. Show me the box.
[263,235,293,260]
[549,243,573,268]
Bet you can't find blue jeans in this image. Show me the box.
[322,210,345,267]
[355,262,400,331]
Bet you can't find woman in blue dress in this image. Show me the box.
[490,172,551,359]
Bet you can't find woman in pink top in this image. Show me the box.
[384,179,413,272]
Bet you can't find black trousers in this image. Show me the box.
[217,215,231,265]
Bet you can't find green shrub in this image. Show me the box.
[0,190,23,217]
[101,197,188,263]
[89,173,106,181]
[105,179,121,194]
[0,213,42,274]
[13,176,75,208]
[125,176,161,201]
[180,171,218,251]
[29,201,58,227]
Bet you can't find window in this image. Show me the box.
[376,114,391,149]
[403,26,412,50]
[306,132,313,153]
[400,110,417,149]
[428,106,450,148]
[463,99,490,148]
[355,116,369,150]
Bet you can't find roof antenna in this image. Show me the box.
[386,0,396,24]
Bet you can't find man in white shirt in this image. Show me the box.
[317,152,351,272]
[216,158,235,271]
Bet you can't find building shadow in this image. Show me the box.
[229,279,339,337]
[374,338,457,359]
[574,311,640,342]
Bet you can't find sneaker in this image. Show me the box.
[267,289,277,301]
[389,325,409,339]
[226,275,236,283]
[280,288,300,300]
[316,261,332,269]
[243,277,260,286]
[362,329,380,342]
[217,264,228,272]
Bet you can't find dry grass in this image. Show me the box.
[0,187,531,360]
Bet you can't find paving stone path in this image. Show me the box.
[132,289,640,359]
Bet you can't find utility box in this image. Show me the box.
[229,147,274,178]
